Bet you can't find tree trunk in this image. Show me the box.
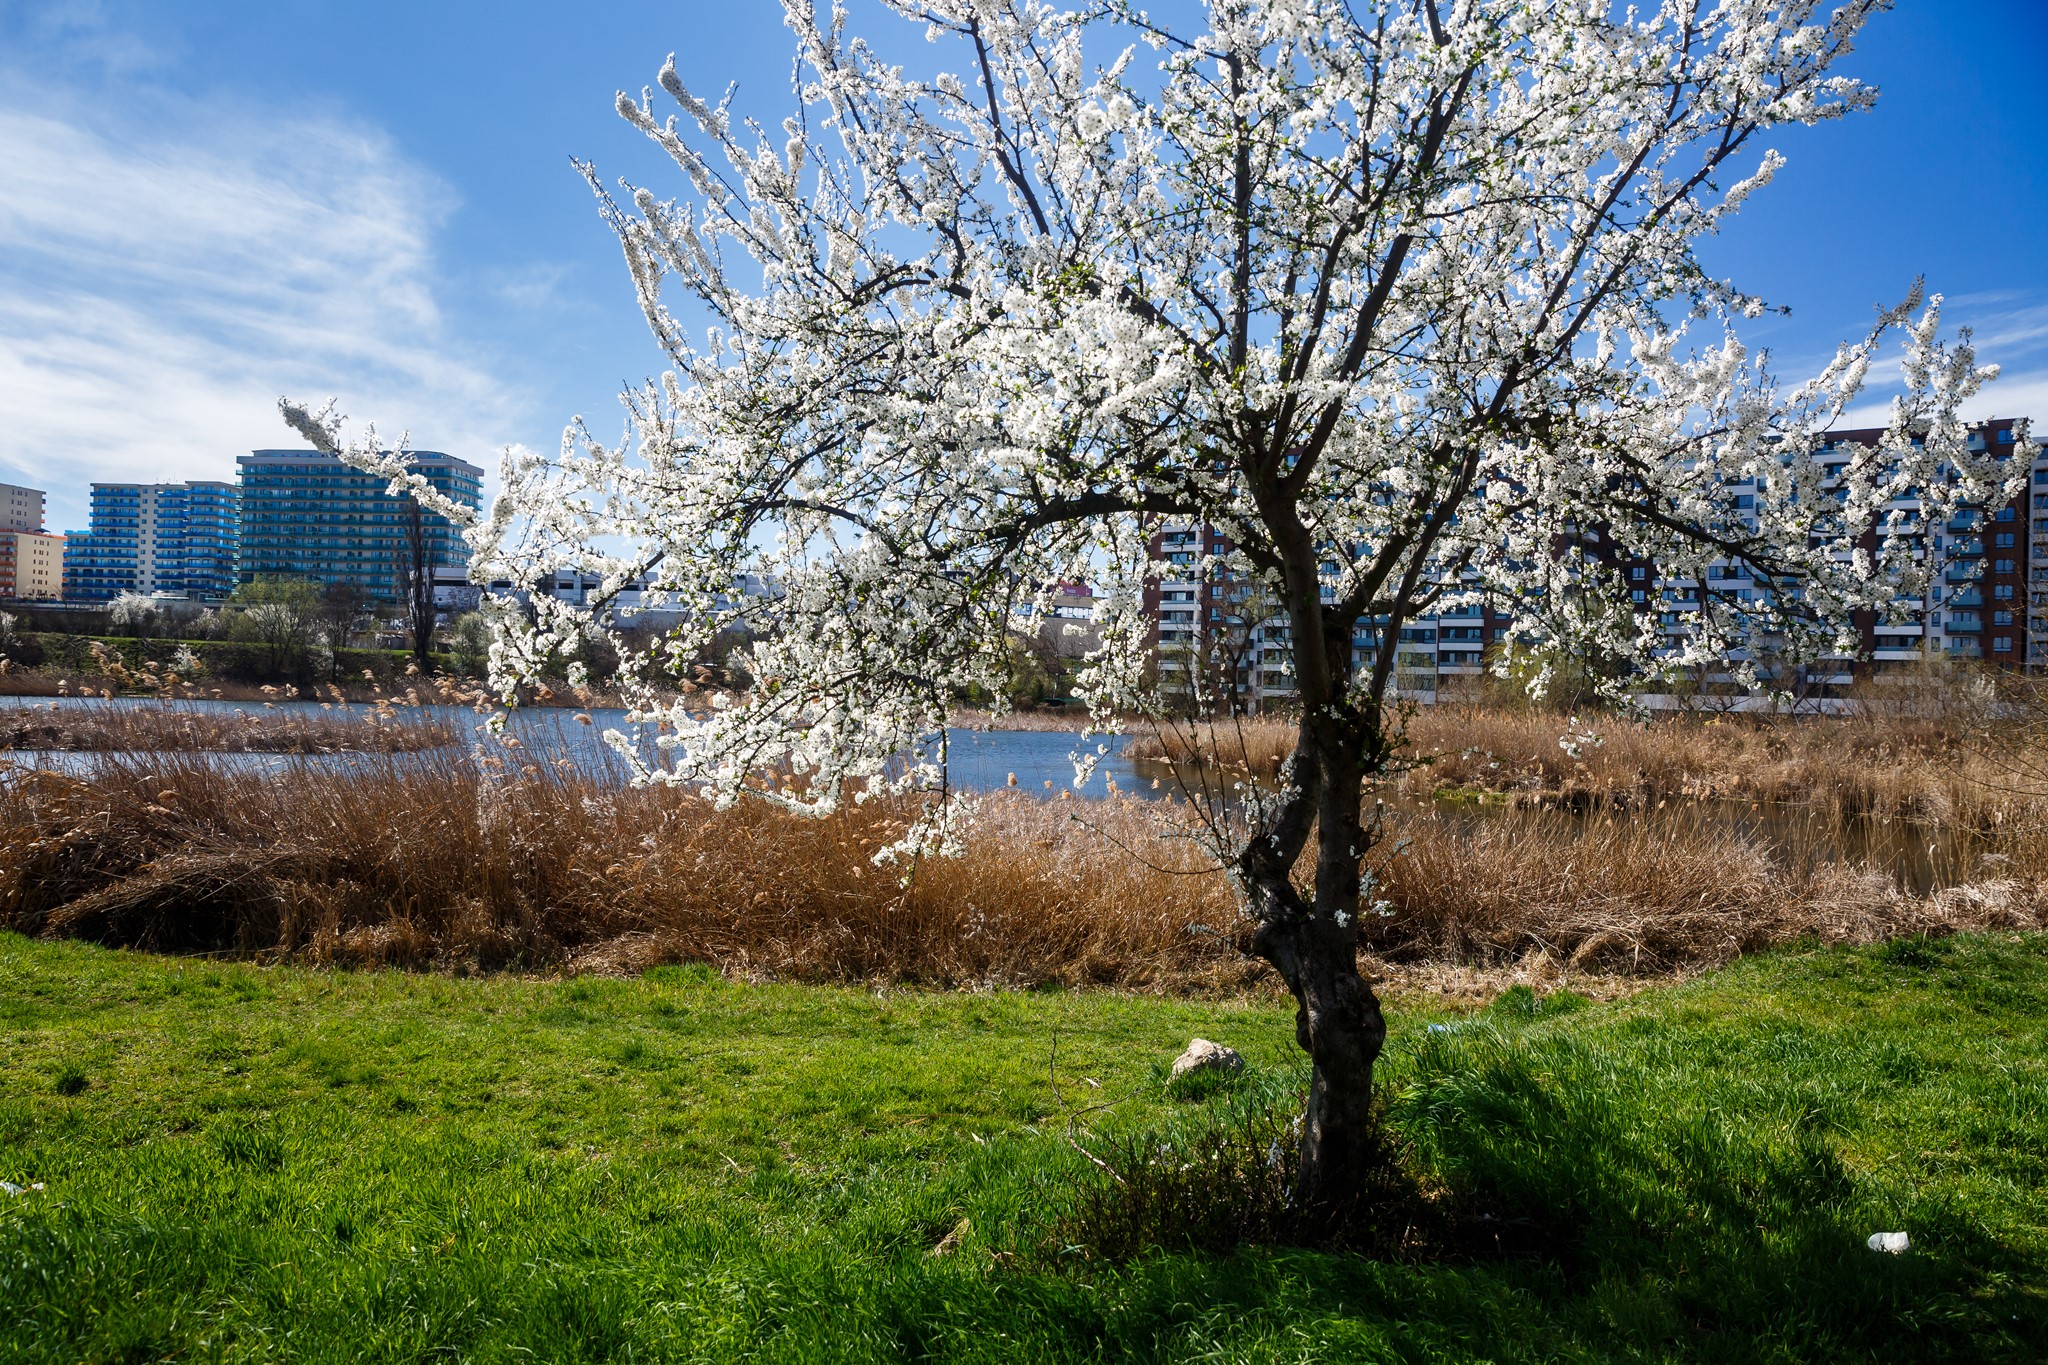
[1255,913,1388,1210]
[1300,951,1387,1210]
[1244,697,1391,1211]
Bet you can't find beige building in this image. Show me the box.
[0,530,64,599]
[0,483,45,534]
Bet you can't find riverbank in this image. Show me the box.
[1127,703,2017,817]
[0,667,1105,724]
[0,698,457,753]
[6,738,2043,985]
[5,931,2042,1362]
[0,662,644,710]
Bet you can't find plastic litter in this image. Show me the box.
[0,1181,44,1197]
[1867,1231,1910,1254]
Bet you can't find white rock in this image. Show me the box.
[1170,1038,1244,1080]
[1867,1231,1910,1254]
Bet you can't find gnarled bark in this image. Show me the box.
[1253,909,1388,1210]
[1239,679,1395,1209]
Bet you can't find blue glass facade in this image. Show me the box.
[62,486,141,601]
[158,482,240,597]
[236,450,483,600]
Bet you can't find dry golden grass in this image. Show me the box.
[947,706,1096,731]
[0,750,1245,990]
[1391,705,1995,818]
[5,723,2045,988]
[1128,706,2011,827]
[0,652,648,709]
[1124,716,1298,780]
[1363,804,2045,972]
[1114,706,2048,976]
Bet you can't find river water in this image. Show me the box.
[0,695,1154,798]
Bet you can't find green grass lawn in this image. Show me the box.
[2,932,2044,1363]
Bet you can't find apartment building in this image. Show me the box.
[1144,418,2043,706]
[161,482,240,599]
[1634,418,2040,677]
[236,449,482,601]
[60,480,241,601]
[1144,519,1519,708]
[0,531,64,600]
[0,483,64,601]
[0,483,46,534]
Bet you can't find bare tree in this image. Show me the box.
[399,496,437,671]
[317,580,367,679]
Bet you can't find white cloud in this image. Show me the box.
[1809,291,2048,432]
[0,85,525,531]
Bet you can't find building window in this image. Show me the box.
[1994,637,2014,653]
[1995,610,2015,626]
[1995,584,2015,600]
[1998,510,2016,524]
[1629,566,1646,580]
[1996,559,2016,574]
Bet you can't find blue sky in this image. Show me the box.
[2,0,2044,535]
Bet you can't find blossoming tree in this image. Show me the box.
[289,0,2031,1208]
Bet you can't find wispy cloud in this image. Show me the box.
[0,82,525,530]
[0,0,168,80]
[1806,290,2048,432]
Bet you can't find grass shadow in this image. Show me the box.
[1018,946,2048,1361]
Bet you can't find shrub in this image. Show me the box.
[1049,1074,1443,1259]
[20,634,457,687]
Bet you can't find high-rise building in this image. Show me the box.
[158,482,240,598]
[1145,417,2045,704]
[59,529,112,600]
[0,483,46,534]
[236,449,483,600]
[59,481,242,602]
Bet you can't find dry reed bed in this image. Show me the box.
[3,744,2043,988]
[0,701,458,754]
[1363,806,2044,972]
[1128,707,2014,828]
[0,751,1242,989]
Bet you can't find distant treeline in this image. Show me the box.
[9,633,458,687]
